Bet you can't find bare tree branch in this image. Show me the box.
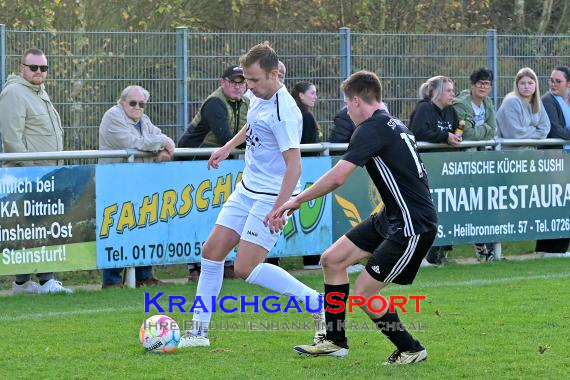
[537,0,554,33]
[514,0,525,31]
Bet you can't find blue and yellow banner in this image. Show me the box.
[95,158,332,269]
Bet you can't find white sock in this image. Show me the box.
[191,257,224,336]
[246,263,321,311]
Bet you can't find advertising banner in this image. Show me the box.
[96,158,332,269]
[2,150,567,275]
[0,166,96,275]
[423,149,570,245]
[331,150,570,245]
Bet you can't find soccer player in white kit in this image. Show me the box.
[179,42,325,348]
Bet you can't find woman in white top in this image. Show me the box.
[496,67,550,145]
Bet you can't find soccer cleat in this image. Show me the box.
[294,339,349,357]
[11,280,40,295]
[311,305,326,344]
[383,347,427,365]
[38,279,73,294]
[178,331,210,348]
[420,258,436,267]
[474,244,495,262]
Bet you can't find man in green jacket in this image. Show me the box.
[0,48,72,295]
[178,64,249,149]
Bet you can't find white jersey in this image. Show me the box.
[241,85,302,199]
[244,89,254,101]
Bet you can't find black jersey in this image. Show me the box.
[342,109,437,242]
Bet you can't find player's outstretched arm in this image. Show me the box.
[273,159,357,221]
[207,124,248,169]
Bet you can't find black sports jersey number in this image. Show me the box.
[400,133,426,178]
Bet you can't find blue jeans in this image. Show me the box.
[102,266,152,285]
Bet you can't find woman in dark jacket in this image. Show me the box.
[292,82,319,153]
[536,65,570,256]
[292,82,321,267]
[409,75,462,148]
[409,76,462,264]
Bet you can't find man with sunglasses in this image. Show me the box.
[0,48,72,294]
[178,64,250,281]
[99,85,175,288]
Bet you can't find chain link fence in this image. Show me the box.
[1,26,568,151]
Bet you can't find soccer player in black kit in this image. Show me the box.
[273,71,438,365]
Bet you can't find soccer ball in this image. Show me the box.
[139,315,180,353]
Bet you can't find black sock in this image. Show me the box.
[15,281,26,285]
[372,311,420,352]
[39,280,48,285]
[324,283,349,347]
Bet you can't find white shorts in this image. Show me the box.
[215,184,284,251]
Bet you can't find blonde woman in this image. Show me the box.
[409,75,462,147]
[496,67,550,142]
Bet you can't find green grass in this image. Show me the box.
[0,240,537,289]
[1,257,569,379]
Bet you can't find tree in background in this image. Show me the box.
[0,0,568,33]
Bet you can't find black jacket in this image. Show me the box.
[409,99,459,143]
[300,108,319,157]
[542,92,570,140]
[328,107,355,143]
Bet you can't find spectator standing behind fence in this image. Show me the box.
[496,67,550,147]
[0,48,72,295]
[534,65,570,258]
[178,65,249,150]
[292,81,321,269]
[409,76,461,265]
[453,68,498,262]
[98,85,174,288]
[542,66,570,147]
[409,76,462,147]
[329,102,389,144]
[178,65,249,280]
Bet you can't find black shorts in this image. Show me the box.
[345,217,436,285]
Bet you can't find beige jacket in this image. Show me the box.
[0,74,63,166]
[98,104,171,164]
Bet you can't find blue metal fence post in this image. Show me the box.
[486,29,498,110]
[0,24,6,92]
[176,26,189,142]
[339,27,351,108]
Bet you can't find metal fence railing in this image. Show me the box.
[1,26,569,151]
[1,139,567,165]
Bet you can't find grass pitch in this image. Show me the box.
[1,258,569,379]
